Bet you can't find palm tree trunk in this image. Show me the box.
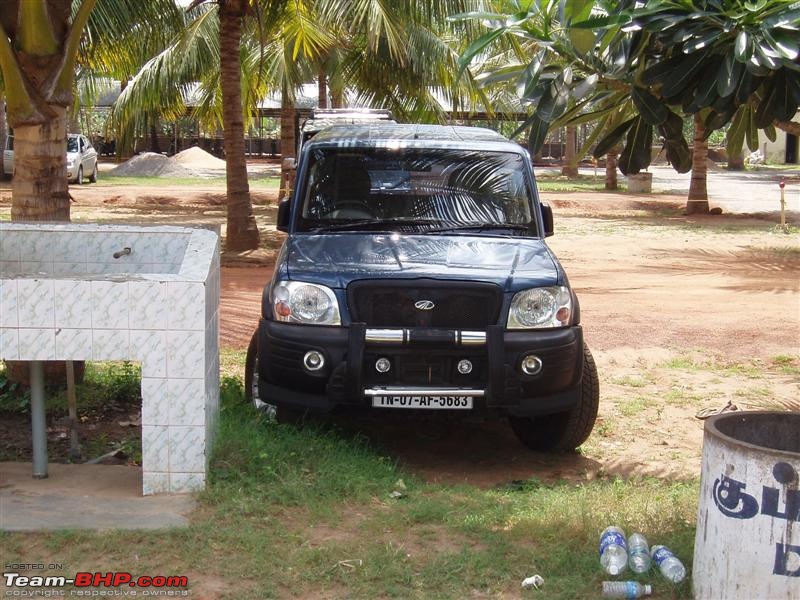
[330,87,344,109]
[318,69,328,109]
[149,114,161,153]
[561,125,579,177]
[279,86,296,201]
[687,114,709,214]
[219,0,259,250]
[0,97,6,176]
[605,148,618,190]
[11,106,70,222]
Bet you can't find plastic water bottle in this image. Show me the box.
[599,526,628,575]
[627,533,651,573]
[602,581,652,598]
[651,544,686,583]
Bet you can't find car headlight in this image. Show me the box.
[271,281,341,325]
[507,286,572,329]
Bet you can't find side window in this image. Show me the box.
[84,136,92,150]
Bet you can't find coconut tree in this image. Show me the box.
[322,0,489,122]
[0,0,181,222]
[217,0,260,249]
[114,0,331,246]
[0,96,6,175]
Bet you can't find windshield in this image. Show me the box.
[297,147,534,233]
[67,137,79,153]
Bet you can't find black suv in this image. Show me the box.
[246,124,598,451]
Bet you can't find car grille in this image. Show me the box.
[347,279,502,329]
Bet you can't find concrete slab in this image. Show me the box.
[0,462,195,531]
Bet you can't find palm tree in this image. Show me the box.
[0,0,181,222]
[114,0,330,246]
[218,0,259,249]
[321,0,487,122]
[0,96,6,175]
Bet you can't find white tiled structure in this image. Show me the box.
[0,223,220,495]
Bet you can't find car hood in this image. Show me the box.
[285,233,560,291]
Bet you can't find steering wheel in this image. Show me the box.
[329,201,377,219]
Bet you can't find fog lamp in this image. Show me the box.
[303,350,325,371]
[520,354,543,376]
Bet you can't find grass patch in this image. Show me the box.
[610,375,651,388]
[771,354,800,376]
[661,357,702,371]
[536,174,626,193]
[660,356,765,379]
[0,361,141,417]
[220,347,248,380]
[663,388,706,407]
[617,395,650,417]
[1,376,698,598]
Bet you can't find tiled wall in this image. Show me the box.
[0,224,220,495]
[0,226,189,277]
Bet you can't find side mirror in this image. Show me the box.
[541,204,554,237]
[277,199,290,232]
[282,157,296,170]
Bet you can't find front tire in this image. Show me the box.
[509,344,599,452]
[89,163,98,183]
[75,166,83,185]
[244,329,303,424]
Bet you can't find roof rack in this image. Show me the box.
[310,108,394,120]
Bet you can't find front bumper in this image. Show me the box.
[257,319,584,418]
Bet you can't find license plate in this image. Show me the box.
[371,395,473,409]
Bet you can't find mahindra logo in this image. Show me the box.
[414,300,435,311]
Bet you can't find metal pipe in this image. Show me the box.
[29,360,48,479]
[365,329,407,344]
[66,360,81,461]
[458,331,487,346]
[364,328,487,346]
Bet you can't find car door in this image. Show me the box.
[82,136,97,172]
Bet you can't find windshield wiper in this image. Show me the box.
[423,223,533,234]
[306,219,386,232]
[306,218,436,233]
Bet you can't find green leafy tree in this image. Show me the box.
[459,0,800,213]
[0,0,181,221]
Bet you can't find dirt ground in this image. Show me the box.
[1,182,798,486]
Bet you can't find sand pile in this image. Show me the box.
[172,146,227,170]
[107,152,198,178]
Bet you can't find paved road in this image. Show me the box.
[541,164,800,217]
[648,165,799,215]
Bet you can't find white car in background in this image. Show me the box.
[3,133,98,184]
